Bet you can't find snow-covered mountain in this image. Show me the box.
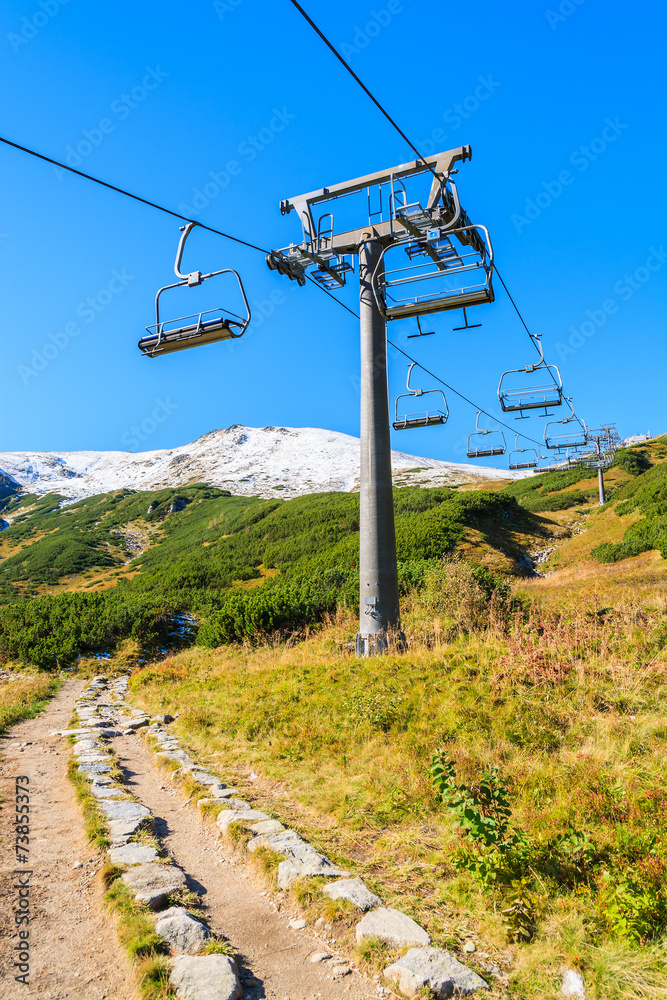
[0,425,524,503]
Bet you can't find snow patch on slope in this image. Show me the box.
[0,425,526,502]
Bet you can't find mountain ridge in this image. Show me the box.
[0,425,523,503]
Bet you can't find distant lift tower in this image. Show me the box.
[572,424,621,504]
[268,146,494,655]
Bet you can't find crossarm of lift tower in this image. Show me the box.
[278,145,472,253]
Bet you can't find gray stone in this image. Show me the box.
[384,948,489,998]
[96,728,121,737]
[72,739,103,752]
[209,787,239,799]
[109,843,160,865]
[249,820,285,835]
[78,762,112,774]
[562,969,586,998]
[157,751,193,765]
[190,771,225,787]
[90,785,127,800]
[122,863,187,909]
[53,729,91,736]
[246,829,303,854]
[170,954,241,1000]
[277,855,349,890]
[99,801,152,824]
[224,798,251,811]
[152,714,175,724]
[463,941,476,953]
[75,753,108,763]
[126,717,149,730]
[155,907,212,955]
[356,908,430,948]
[216,809,271,833]
[309,952,331,963]
[108,818,146,843]
[289,918,306,930]
[322,877,381,912]
[91,775,113,785]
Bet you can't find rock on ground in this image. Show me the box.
[322,877,381,911]
[384,947,489,998]
[562,968,586,998]
[277,855,349,889]
[155,906,212,955]
[99,801,152,823]
[108,843,160,865]
[122,863,187,909]
[216,809,271,833]
[169,954,242,1000]
[190,771,225,786]
[249,819,284,835]
[356,907,431,948]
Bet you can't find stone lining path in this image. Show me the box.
[2,673,491,999]
[0,680,137,1000]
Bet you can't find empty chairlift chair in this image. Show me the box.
[138,222,251,358]
[393,363,448,431]
[497,336,563,417]
[508,435,540,470]
[544,398,588,450]
[467,411,506,458]
[374,222,494,322]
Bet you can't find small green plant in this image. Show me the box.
[199,938,236,957]
[596,864,667,943]
[501,878,537,943]
[354,934,393,971]
[430,753,514,848]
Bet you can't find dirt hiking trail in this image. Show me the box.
[0,679,138,1000]
[0,679,383,1000]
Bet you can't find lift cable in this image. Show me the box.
[285,1,562,384]
[387,340,545,450]
[0,134,268,255]
[0,131,542,450]
[286,0,440,183]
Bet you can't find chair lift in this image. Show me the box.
[393,363,448,430]
[544,398,588,450]
[138,222,251,358]
[508,435,540,470]
[373,223,494,321]
[497,335,563,417]
[467,411,506,458]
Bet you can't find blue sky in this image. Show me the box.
[0,0,665,466]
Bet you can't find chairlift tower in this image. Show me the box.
[571,424,620,504]
[268,146,494,654]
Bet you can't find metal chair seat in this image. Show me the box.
[468,446,506,458]
[139,312,243,358]
[393,411,446,430]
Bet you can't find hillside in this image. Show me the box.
[0,424,523,503]
[0,434,664,670]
